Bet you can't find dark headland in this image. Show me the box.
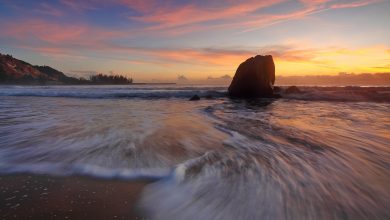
[0,53,175,85]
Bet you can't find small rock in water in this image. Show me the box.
[189,95,200,101]
[284,86,301,94]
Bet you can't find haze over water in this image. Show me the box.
[0,85,389,219]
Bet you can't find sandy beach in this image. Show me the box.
[0,175,150,220]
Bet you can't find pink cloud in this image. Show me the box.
[130,0,286,30]
[330,0,381,9]
[2,19,124,46]
[0,0,385,66]
[299,0,330,6]
[84,45,321,66]
[16,0,381,36]
[1,16,385,66]
[59,0,159,12]
[125,0,381,35]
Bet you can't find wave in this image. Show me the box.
[137,98,390,220]
[0,88,227,99]
[279,86,390,102]
[0,85,389,102]
[0,162,171,181]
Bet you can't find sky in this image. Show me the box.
[0,0,389,82]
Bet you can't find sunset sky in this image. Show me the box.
[0,0,389,81]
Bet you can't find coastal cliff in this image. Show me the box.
[0,53,133,85]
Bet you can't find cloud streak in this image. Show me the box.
[130,1,285,30]
[1,16,388,73]
[330,0,380,9]
[125,0,382,34]
[0,0,387,79]
[1,0,383,37]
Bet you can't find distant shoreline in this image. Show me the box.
[0,82,177,86]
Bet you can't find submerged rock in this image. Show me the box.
[228,55,275,98]
[284,86,301,94]
[189,95,200,101]
[273,86,281,93]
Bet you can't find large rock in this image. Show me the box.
[228,55,275,98]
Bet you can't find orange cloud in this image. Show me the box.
[8,41,390,79]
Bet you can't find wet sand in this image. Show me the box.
[0,175,151,220]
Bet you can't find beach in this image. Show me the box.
[0,175,149,219]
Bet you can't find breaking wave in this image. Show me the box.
[0,85,389,102]
[0,85,227,99]
[279,86,390,102]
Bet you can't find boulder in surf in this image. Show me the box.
[228,55,275,98]
[189,94,200,101]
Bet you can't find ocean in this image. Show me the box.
[0,85,389,219]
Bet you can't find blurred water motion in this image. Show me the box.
[0,85,389,219]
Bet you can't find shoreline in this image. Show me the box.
[0,174,152,219]
[0,82,177,86]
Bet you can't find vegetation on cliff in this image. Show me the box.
[0,53,133,85]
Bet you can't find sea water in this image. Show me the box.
[0,85,389,219]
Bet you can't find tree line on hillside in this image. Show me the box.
[0,68,134,85]
[88,73,133,84]
[59,73,133,85]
